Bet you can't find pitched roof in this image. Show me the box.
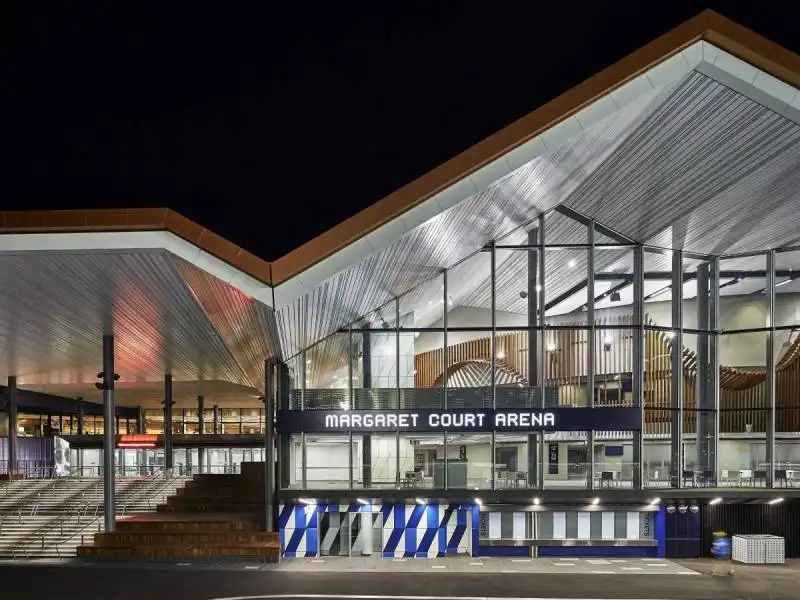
[1,11,798,291]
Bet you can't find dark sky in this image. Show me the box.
[2,2,799,260]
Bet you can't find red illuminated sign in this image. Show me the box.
[117,434,158,449]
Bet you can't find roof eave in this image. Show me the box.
[268,10,800,286]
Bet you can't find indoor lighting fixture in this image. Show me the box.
[592,497,600,505]
[666,331,675,339]
[414,332,420,339]
[650,498,660,505]
[535,283,542,292]
[496,351,506,360]
[769,497,784,505]
[339,401,349,410]
[356,498,369,505]
[533,497,540,506]
[604,336,613,344]
[416,498,426,505]
[776,279,793,288]
[298,498,316,505]
[709,497,722,505]
[546,343,557,352]
[475,498,483,506]
[306,359,311,365]
[567,259,576,268]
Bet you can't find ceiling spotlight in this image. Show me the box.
[533,497,540,505]
[604,336,613,344]
[415,498,426,505]
[666,331,675,339]
[496,351,506,360]
[474,498,482,506]
[298,498,316,505]
[356,498,370,505]
[567,259,576,268]
[546,343,557,352]
[650,498,660,505]
[592,497,600,505]
[709,497,722,505]
[769,497,784,505]
[535,283,542,292]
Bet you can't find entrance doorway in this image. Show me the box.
[319,510,382,556]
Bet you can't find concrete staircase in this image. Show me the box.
[0,474,191,559]
[78,462,279,561]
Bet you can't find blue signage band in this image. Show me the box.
[275,407,641,434]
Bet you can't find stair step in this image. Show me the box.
[77,544,279,559]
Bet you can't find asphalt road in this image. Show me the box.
[0,562,795,600]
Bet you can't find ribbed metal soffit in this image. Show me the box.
[0,250,280,391]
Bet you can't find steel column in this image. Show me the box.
[395,297,401,487]
[212,405,220,434]
[766,250,776,487]
[537,214,546,490]
[527,227,540,488]
[101,335,117,532]
[136,406,145,435]
[632,246,644,490]
[670,250,684,488]
[442,270,449,489]
[264,359,276,531]
[709,257,720,484]
[361,322,372,488]
[490,242,497,489]
[695,263,711,474]
[163,374,174,470]
[197,395,205,473]
[587,222,596,490]
[7,377,17,476]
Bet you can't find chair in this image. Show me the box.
[600,471,614,488]
[753,470,768,487]
[739,469,753,486]
[775,469,788,488]
[682,470,695,487]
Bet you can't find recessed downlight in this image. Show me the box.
[709,497,722,505]
[533,497,540,506]
[592,497,600,505]
[769,497,784,505]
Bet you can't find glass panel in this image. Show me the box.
[447,251,492,328]
[545,248,588,325]
[305,433,352,489]
[401,433,443,489]
[718,253,767,331]
[445,330,493,410]
[543,431,589,489]
[643,249,673,328]
[592,434,635,489]
[495,433,530,489]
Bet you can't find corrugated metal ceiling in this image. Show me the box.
[0,250,280,398]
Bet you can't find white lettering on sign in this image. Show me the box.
[494,412,555,428]
[323,411,555,430]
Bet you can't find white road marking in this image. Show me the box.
[592,570,615,574]
[211,595,679,600]
[392,558,406,562]
[431,565,446,569]
[620,567,642,571]
[500,569,518,573]
[610,559,628,563]
[469,562,483,566]
[645,563,669,567]
[553,563,575,566]
[587,559,612,565]
[176,562,191,566]
[678,571,700,575]
[311,559,325,563]
[244,565,260,570]
[511,558,532,562]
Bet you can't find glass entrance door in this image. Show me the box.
[349,511,382,556]
[319,511,350,556]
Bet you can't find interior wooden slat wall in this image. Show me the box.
[413,316,800,434]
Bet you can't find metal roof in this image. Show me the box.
[1,11,800,404]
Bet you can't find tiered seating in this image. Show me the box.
[0,474,191,559]
[78,462,279,561]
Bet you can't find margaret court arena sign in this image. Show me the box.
[275,407,641,433]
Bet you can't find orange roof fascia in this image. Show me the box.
[269,9,800,285]
[0,208,273,286]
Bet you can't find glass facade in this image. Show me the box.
[279,211,800,491]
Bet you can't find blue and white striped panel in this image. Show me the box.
[278,503,318,557]
[381,503,469,558]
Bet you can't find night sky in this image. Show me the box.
[2,2,798,260]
